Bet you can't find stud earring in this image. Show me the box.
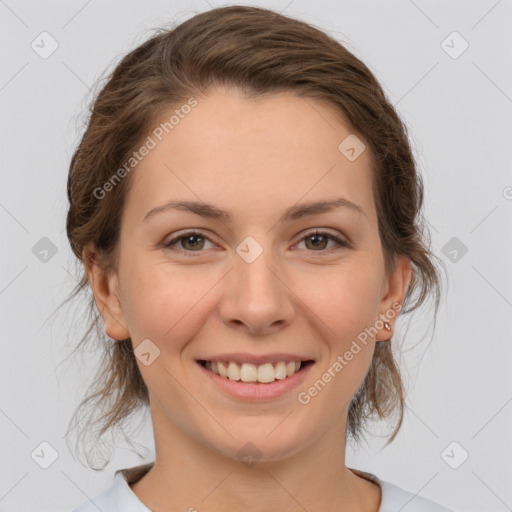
[384,322,391,331]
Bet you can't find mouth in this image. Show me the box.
[195,357,316,401]
[196,359,315,384]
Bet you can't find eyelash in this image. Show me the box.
[163,229,351,257]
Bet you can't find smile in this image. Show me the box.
[195,358,316,401]
[198,359,315,384]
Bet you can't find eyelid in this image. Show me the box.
[162,229,218,253]
[163,227,351,256]
[298,227,351,246]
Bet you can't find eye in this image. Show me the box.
[163,231,215,256]
[163,228,350,257]
[294,229,350,253]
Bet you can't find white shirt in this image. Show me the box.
[73,463,454,512]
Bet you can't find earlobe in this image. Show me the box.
[376,254,412,341]
[83,243,130,341]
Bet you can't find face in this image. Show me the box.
[87,86,411,463]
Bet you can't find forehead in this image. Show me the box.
[124,88,376,224]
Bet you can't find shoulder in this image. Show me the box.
[72,465,153,512]
[72,484,117,512]
[378,478,454,512]
[350,468,453,512]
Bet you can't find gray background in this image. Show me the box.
[1,0,511,511]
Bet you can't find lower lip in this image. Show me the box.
[196,361,315,402]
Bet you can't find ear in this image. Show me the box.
[83,243,130,341]
[375,254,412,341]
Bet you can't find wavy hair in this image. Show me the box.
[62,5,445,469]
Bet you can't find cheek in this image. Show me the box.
[294,259,382,344]
[122,246,383,351]
[304,268,380,406]
[121,259,204,343]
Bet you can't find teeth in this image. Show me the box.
[240,363,258,382]
[217,361,228,378]
[257,363,275,383]
[204,360,306,383]
[227,361,241,380]
[274,361,287,379]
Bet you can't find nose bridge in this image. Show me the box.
[234,233,282,299]
[220,233,294,333]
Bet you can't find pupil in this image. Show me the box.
[185,235,202,249]
[309,234,325,248]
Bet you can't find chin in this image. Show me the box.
[204,421,311,465]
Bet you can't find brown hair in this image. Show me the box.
[63,5,445,469]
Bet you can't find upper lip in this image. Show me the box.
[197,353,315,365]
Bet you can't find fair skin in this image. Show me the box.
[85,87,411,512]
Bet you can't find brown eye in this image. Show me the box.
[304,233,330,250]
[297,230,349,252]
[164,231,214,256]
[163,229,350,258]
[179,234,205,251]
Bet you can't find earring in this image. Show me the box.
[384,322,391,331]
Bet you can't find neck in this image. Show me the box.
[129,402,381,512]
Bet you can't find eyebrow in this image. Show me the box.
[143,197,366,224]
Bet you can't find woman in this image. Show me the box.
[67,5,451,511]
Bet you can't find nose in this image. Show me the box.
[218,243,295,337]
